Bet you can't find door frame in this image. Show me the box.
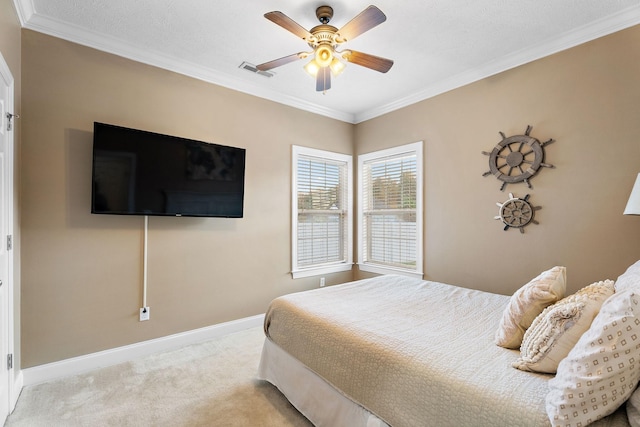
[0,50,20,416]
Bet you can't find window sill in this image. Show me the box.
[291,263,353,279]
[357,263,423,279]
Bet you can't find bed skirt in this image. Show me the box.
[257,337,389,427]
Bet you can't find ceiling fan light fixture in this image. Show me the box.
[304,59,320,77]
[329,58,346,76]
[315,45,334,68]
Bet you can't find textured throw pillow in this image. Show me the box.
[495,266,567,349]
[513,280,614,373]
[615,260,640,293]
[546,289,640,427]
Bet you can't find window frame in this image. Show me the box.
[357,141,423,279]
[291,145,353,279]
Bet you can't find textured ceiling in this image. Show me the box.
[12,0,640,123]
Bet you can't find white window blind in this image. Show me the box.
[292,146,352,278]
[358,142,423,277]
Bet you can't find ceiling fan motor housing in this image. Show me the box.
[316,6,333,24]
[309,25,338,47]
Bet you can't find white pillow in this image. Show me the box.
[495,266,566,349]
[546,289,640,427]
[513,280,614,373]
[615,260,640,293]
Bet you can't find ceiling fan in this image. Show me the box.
[256,5,394,92]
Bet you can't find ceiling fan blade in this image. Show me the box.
[316,67,331,92]
[342,50,393,73]
[264,11,315,42]
[256,52,309,71]
[336,6,386,43]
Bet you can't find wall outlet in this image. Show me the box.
[320,277,325,287]
[139,307,150,321]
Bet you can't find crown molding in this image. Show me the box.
[16,1,640,124]
[11,0,34,26]
[20,9,357,123]
[354,4,640,123]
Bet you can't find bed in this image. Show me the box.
[257,273,637,427]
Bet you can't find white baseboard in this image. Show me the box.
[10,370,23,411]
[21,314,265,387]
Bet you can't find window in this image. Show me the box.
[358,141,423,278]
[292,146,353,278]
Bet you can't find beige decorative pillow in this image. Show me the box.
[546,289,640,427]
[495,266,566,349]
[513,280,614,373]
[615,260,640,293]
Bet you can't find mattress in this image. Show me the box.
[260,275,631,427]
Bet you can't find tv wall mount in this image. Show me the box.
[482,125,555,191]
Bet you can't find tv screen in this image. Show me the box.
[91,122,245,218]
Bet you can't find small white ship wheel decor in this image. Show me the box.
[495,193,541,233]
[482,125,555,191]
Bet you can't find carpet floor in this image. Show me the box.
[5,327,313,427]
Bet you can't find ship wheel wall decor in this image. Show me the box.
[495,193,541,233]
[482,125,555,191]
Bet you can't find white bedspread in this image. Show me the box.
[263,275,630,427]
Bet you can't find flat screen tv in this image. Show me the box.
[91,122,245,218]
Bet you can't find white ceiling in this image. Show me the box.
[12,0,640,123]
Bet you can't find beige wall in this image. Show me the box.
[19,23,640,368]
[0,0,22,380]
[20,30,353,368]
[0,0,20,72]
[355,25,640,294]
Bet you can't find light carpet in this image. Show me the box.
[6,327,313,427]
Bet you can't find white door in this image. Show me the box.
[0,52,15,424]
